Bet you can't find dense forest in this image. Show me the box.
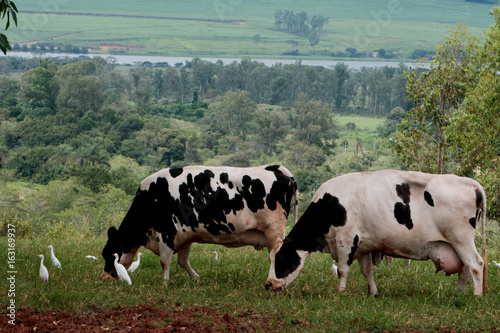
[0,55,409,237]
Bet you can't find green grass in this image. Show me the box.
[2,221,500,332]
[8,0,496,59]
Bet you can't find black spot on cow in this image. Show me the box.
[475,189,483,208]
[228,181,234,189]
[265,166,296,216]
[177,170,235,236]
[286,193,347,253]
[394,183,413,229]
[275,240,301,279]
[347,235,359,266]
[220,172,229,184]
[394,202,413,229]
[424,191,434,207]
[469,217,476,229]
[169,168,183,178]
[265,165,281,172]
[396,183,411,204]
[102,226,120,277]
[240,175,266,212]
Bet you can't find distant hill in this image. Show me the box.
[7,0,497,60]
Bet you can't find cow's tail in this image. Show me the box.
[479,186,487,295]
[293,184,299,225]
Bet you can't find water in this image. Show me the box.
[3,51,430,70]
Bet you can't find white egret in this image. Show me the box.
[213,251,219,261]
[37,254,49,283]
[47,245,61,269]
[127,252,143,273]
[85,255,98,260]
[331,261,338,277]
[493,261,500,268]
[113,253,132,285]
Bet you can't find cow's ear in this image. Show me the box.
[107,226,118,239]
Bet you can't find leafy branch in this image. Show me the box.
[0,0,18,54]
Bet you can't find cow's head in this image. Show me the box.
[265,238,309,292]
[101,226,121,280]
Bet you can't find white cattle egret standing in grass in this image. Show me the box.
[493,261,500,268]
[85,255,98,260]
[331,261,338,277]
[47,245,61,269]
[113,253,132,285]
[213,251,219,261]
[37,254,49,283]
[127,252,143,273]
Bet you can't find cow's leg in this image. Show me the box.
[160,248,173,280]
[358,253,379,297]
[336,261,350,293]
[177,244,200,279]
[453,244,483,295]
[263,219,288,252]
[158,235,174,280]
[457,268,469,291]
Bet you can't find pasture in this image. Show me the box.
[9,0,496,59]
[2,221,500,332]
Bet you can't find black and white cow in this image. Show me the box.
[102,165,298,281]
[265,170,487,296]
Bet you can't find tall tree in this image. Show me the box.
[447,7,500,219]
[17,67,56,112]
[393,25,479,173]
[293,93,337,152]
[209,90,256,138]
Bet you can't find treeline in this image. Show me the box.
[0,56,407,187]
[11,43,89,54]
[274,10,328,36]
[0,56,410,115]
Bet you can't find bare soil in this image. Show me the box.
[4,305,496,332]
[4,304,289,332]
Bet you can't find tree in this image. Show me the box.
[209,90,256,138]
[254,108,290,155]
[377,107,406,138]
[17,67,56,112]
[252,34,262,45]
[333,63,349,111]
[447,7,500,219]
[308,30,319,48]
[0,0,18,54]
[393,25,479,173]
[293,93,337,152]
[285,141,326,170]
[54,61,103,114]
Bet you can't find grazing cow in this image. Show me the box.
[265,170,487,296]
[102,165,298,281]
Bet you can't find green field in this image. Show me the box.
[7,0,497,59]
[2,222,500,331]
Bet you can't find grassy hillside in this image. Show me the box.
[8,0,496,59]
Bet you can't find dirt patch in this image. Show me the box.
[7,304,289,332]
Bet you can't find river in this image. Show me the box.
[3,51,430,70]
